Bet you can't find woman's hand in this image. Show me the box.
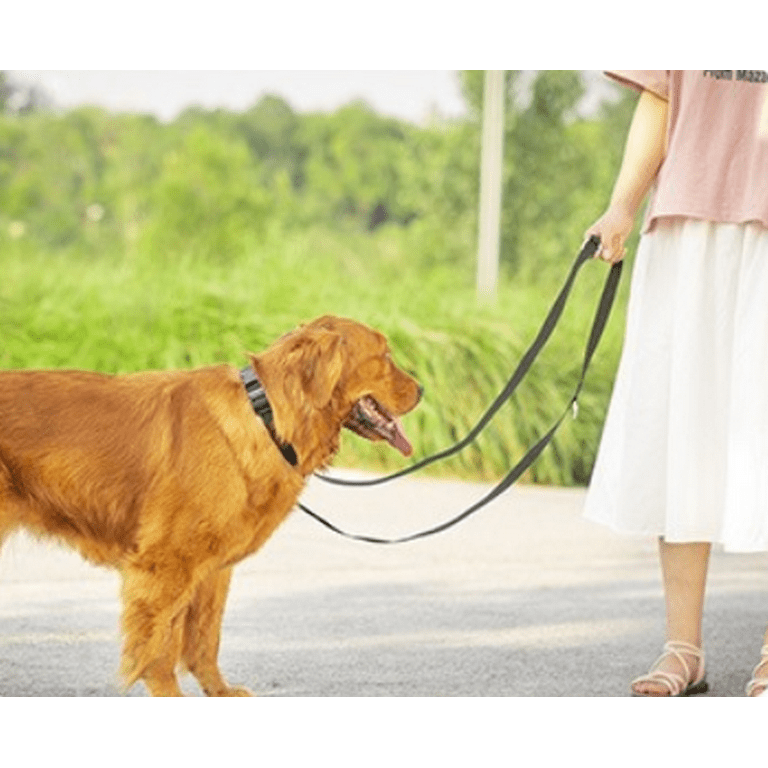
[585,204,636,264]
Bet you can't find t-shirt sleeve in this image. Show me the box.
[605,70,670,100]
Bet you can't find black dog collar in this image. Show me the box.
[240,367,298,467]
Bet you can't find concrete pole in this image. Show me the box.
[476,70,505,303]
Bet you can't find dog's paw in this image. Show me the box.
[220,685,254,697]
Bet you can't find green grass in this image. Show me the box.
[0,225,628,485]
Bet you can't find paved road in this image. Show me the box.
[1,472,767,696]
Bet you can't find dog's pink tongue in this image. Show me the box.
[387,417,413,457]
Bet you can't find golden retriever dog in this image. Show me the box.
[0,315,421,696]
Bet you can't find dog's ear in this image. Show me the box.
[251,331,344,412]
[300,331,344,408]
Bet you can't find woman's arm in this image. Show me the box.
[586,88,669,263]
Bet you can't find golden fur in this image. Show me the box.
[0,315,421,695]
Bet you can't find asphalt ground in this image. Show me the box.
[2,471,768,697]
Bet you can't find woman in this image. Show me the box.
[583,70,768,696]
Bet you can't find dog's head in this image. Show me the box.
[249,315,421,473]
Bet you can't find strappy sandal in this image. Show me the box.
[631,640,709,697]
[745,644,768,697]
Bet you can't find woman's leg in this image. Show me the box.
[632,539,711,695]
[660,540,711,646]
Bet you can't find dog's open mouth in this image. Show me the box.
[344,396,413,456]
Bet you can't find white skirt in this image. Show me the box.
[584,218,768,552]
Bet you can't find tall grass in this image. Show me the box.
[0,224,628,485]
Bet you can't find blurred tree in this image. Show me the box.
[0,107,113,247]
[140,125,274,263]
[395,119,480,267]
[235,95,305,188]
[502,70,585,273]
[299,101,416,230]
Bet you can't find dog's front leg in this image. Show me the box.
[119,559,198,696]
[182,566,253,696]
[138,616,186,697]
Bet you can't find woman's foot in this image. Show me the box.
[746,645,768,697]
[631,641,708,696]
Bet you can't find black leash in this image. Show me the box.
[299,236,623,544]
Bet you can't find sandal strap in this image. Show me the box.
[632,641,706,696]
[745,644,768,697]
[746,678,767,697]
[633,669,688,696]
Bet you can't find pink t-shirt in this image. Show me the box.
[606,70,768,232]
